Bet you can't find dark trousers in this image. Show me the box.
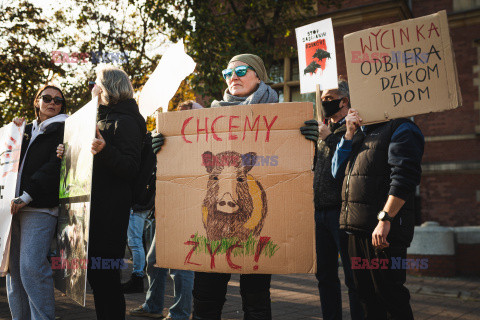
[315,208,364,320]
[87,267,125,320]
[192,272,272,320]
[347,234,414,320]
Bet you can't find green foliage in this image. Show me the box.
[69,0,164,89]
[145,0,342,104]
[191,232,279,258]
[0,0,183,125]
[0,1,67,125]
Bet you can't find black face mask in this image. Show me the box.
[321,98,343,118]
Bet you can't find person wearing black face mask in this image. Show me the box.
[300,78,364,320]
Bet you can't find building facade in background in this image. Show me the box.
[269,0,480,228]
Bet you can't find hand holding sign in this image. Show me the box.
[345,109,362,140]
[13,118,25,127]
[91,126,106,155]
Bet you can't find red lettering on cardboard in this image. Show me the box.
[206,243,221,269]
[197,117,209,142]
[229,116,239,140]
[184,239,201,266]
[211,116,225,141]
[181,117,194,143]
[263,116,278,142]
[243,115,260,141]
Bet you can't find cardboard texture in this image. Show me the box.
[54,98,97,306]
[295,18,338,94]
[155,102,316,274]
[0,123,25,276]
[344,10,462,124]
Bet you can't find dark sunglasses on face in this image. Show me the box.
[222,65,256,80]
[88,81,96,91]
[40,95,64,106]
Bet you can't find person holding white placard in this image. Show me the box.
[7,84,67,320]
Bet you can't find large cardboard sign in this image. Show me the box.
[295,18,338,93]
[155,102,315,274]
[0,123,25,276]
[344,10,462,124]
[53,98,97,306]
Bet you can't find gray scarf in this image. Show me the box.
[211,81,279,107]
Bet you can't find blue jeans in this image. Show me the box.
[315,207,364,320]
[127,210,149,277]
[143,234,194,320]
[7,210,57,320]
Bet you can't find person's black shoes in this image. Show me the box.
[121,274,144,294]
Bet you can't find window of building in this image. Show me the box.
[269,57,317,110]
[453,0,480,11]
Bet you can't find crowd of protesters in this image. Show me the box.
[5,52,424,320]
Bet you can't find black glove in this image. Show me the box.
[152,132,165,154]
[300,119,319,143]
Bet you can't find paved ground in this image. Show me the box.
[1,264,480,320]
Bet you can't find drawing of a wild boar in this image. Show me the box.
[304,61,321,75]
[313,49,331,61]
[201,151,268,241]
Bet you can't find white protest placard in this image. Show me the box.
[139,40,196,119]
[295,18,338,93]
[54,98,97,306]
[0,122,25,276]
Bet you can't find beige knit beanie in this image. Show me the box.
[228,54,269,82]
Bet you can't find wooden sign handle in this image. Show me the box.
[315,84,324,123]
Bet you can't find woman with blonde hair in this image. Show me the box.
[85,66,146,319]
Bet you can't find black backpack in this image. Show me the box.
[132,132,156,208]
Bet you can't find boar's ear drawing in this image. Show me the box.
[242,152,257,174]
[202,151,214,173]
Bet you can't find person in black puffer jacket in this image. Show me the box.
[332,107,424,320]
[88,66,146,320]
[7,84,67,320]
[300,78,364,320]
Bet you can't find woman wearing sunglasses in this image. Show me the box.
[197,54,277,320]
[152,54,277,320]
[7,85,68,320]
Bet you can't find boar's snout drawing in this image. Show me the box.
[201,151,268,241]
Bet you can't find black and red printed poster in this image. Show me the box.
[295,18,338,93]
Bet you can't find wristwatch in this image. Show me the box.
[377,211,393,222]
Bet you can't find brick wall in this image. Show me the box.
[406,254,456,277]
[281,0,480,228]
[415,24,479,136]
[422,140,480,163]
[420,173,480,226]
[456,244,480,275]
[412,0,480,228]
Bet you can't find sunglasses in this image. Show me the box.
[222,65,255,80]
[88,81,96,91]
[40,95,64,106]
